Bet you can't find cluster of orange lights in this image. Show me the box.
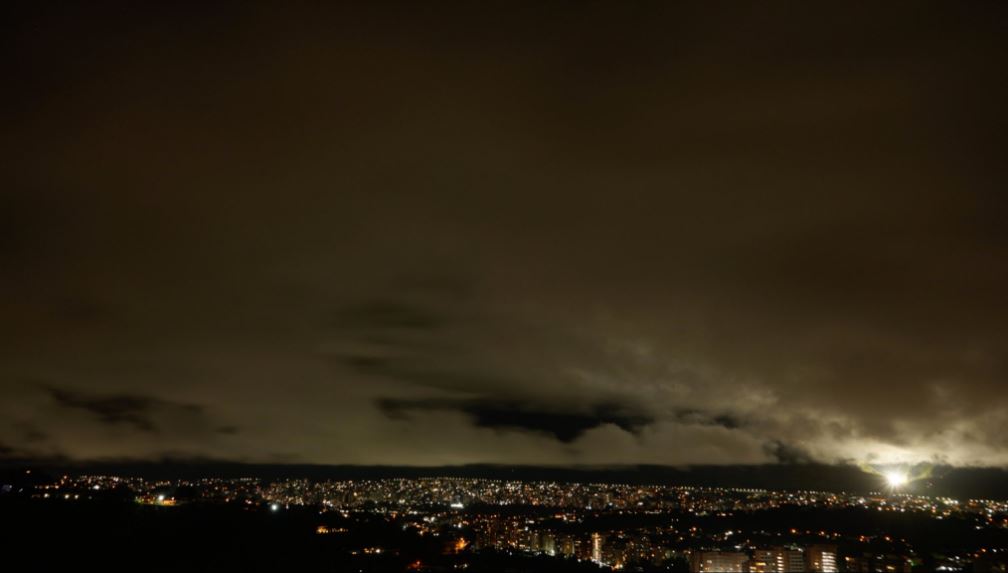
[136,495,177,506]
[314,525,348,535]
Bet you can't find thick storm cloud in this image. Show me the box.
[2,3,1007,468]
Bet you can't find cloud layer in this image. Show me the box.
[3,3,1008,467]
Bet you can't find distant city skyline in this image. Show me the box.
[7,469,1003,571]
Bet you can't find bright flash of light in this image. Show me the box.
[884,471,909,488]
[858,461,933,491]
[270,503,280,512]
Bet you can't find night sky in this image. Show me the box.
[4,3,1008,471]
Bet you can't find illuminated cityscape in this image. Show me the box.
[4,470,1008,571]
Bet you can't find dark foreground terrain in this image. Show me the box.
[0,497,607,572]
[3,494,1008,572]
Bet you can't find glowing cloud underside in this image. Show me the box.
[859,462,933,490]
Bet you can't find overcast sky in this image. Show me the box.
[4,2,1008,468]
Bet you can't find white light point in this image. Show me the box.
[884,470,908,488]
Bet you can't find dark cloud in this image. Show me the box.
[377,398,652,443]
[763,441,814,465]
[44,387,202,434]
[673,410,744,431]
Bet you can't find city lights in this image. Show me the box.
[13,471,1006,572]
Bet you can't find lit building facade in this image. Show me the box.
[806,544,838,572]
[690,551,748,573]
[591,532,603,563]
